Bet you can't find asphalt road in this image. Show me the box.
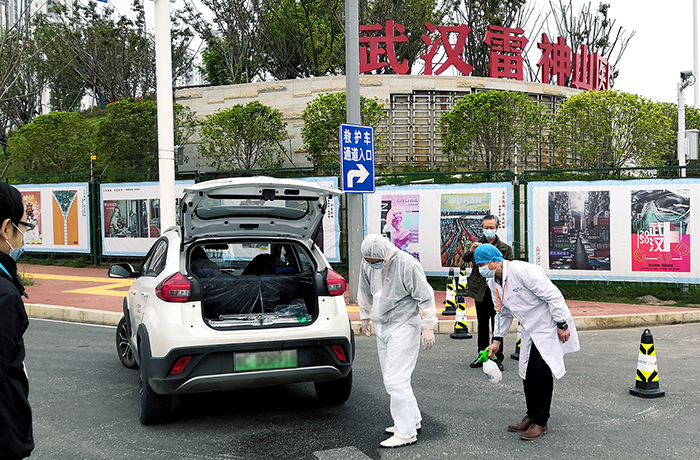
[24,319,700,460]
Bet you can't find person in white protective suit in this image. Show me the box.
[477,244,580,441]
[358,234,437,448]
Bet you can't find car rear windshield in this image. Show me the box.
[195,197,314,220]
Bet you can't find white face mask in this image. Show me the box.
[482,229,497,240]
[479,265,496,278]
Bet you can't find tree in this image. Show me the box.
[34,1,193,104]
[656,102,700,173]
[439,90,549,170]
[198,101,287,170]
[551,90,673,172]
[301,92,386,167]
[95,98,196,175]
[542,1,634,82]
[4,112,95,177]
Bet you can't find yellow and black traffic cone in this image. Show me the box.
[456,266,468,295]
[442,268,456,315]
[510,320,522,360]
[450,295,473,339]
[629,328,665,398]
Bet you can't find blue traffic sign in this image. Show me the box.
[340,123,375,193]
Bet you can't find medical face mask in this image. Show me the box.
[482,229,497,240]
[370,261,386,270]
[6,222,25,261]
[479,264,496,278]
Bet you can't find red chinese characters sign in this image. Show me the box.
[359,21,612,91]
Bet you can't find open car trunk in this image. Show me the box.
[188,240,320,329]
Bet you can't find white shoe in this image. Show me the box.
[380,435,417,448]
[385,422,422,434]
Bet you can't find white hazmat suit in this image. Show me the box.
[358,235,437,440]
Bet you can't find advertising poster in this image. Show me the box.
[365,183,512,276]
[380,194,420,259]
[101,181,193,256]
[20,191,42,245]
[631,189,690,272]
[529,179,700,283]
[440,193,491,267]
[548,191,610,271]
[295,176,341,263]
[14,183,90,253]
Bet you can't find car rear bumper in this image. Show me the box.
[142,336,354,395]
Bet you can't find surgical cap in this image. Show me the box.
[361,234,394,260]
[474,243,503,264]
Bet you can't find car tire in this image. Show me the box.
[314,369,352,405]
[116,317,138,369]
[139,370,171,425]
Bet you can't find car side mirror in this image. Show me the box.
[108,262,137,278]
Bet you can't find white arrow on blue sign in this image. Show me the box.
[340,123,375,193]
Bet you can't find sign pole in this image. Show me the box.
[345,0,362,304]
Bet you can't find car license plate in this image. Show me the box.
[235,350,298,372]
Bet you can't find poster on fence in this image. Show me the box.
[528,179,700,283]
[365,182,512,276]
[101,181,194,256]
[296,176,341,263]
[14,183,90,253]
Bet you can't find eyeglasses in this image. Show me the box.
[16,220,36,232]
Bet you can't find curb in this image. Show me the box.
[26,304,700,333]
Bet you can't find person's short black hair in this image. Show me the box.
[482,214,499,228]
[0,182,24,227]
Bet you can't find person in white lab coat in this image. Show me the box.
[477,244,580,441]
[358,234,437,448]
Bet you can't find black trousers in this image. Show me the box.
[474,285,503,361]
[523,344,554,427]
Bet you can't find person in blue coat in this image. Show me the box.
[0,182,34,459]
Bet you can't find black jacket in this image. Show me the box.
[0,252,34,459]
[461,235,514,302]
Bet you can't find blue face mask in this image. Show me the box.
[6,222,25,261]
[479,264,496,278]
[370,261,386,270]
[482,229,497,240]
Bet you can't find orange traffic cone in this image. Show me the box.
[629,328,665,398]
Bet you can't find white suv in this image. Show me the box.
[110,177,353,424]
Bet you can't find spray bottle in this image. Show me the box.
[477,349,502,383]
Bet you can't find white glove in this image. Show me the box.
[361,319,372,337]
[421,329,435,350]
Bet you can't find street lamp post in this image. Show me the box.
[678,71,696,178]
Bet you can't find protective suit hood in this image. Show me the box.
[361,234,398,261]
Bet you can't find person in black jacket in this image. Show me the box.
[461,215,514,371]
[0,182,34,459]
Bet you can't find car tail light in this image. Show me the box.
[155,273,192,302]
[332,345,347,362]
[326,269,347,296]
[170,356,191,375]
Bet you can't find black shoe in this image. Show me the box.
[496,361,504,371]
[469,357,483,368]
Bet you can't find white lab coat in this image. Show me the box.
[488,260,579,380]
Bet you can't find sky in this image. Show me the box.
[105,0,698,106]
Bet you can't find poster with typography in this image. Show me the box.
[101,181,193,256]
[296,176,341,263]
[14,183,90,253]
[364,182,511,276]
[380,194,420,259]
[631,189,690,272]
[529,179,700,283]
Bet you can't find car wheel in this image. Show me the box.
[314,369,352,405]
[116,317,138,369]
[139,370,171,425]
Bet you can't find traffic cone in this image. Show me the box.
[629,328,665,398]
[442,268,456,315]
[456,266,468,295]
[510,321,522,360]
[450,295,472,339]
